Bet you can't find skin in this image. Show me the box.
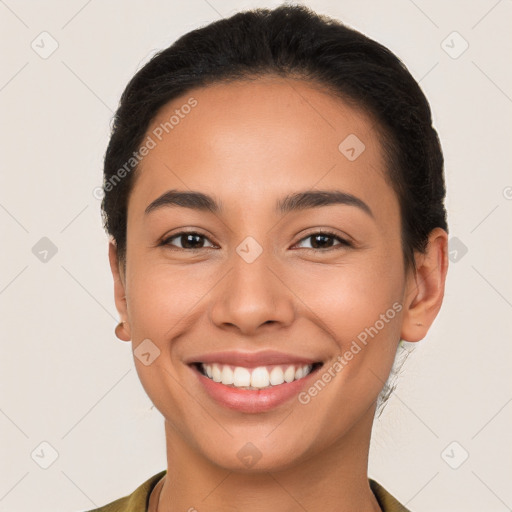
[108,76,448,512]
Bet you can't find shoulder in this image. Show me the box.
[83,470,167,512]
[369,478,411,512]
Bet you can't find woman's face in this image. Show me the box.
[113,77,414,471]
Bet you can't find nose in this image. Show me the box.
[209,250,296,336]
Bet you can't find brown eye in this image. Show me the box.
[295,231,351,251]
[162,232,215,250]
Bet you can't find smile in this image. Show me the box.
[195,362,322,390]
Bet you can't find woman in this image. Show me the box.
[90,4,448,511]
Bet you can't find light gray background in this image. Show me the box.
[0,1,511,511]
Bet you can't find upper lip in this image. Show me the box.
[186,350,321,368]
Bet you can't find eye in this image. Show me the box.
[160,231,216,251]
[160,229,351,252]
[294,230,351,251]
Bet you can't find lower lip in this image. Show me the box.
[191,364,322,413]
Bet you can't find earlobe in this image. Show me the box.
[400,228,449,342]
[115,321,130,342]
[108,240,131,341]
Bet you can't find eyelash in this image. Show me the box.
[159,229,352,252]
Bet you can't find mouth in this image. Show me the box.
[186,350,326,412]
[191,361,324,390]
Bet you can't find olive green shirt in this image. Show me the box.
[85,470,411,512]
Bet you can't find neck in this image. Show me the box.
[156,406,381,512]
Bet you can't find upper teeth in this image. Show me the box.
[201,363,314,389]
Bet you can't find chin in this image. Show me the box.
[197,435,314,474]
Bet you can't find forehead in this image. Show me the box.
[128,77,397,223]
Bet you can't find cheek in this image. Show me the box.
[125,259,216,342]
[126,247,404,342]
[287,250,404,338]
[282,249,404,402]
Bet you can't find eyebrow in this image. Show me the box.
[144,189,373,218]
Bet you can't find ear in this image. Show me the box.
[108,239,131,341]
[401,227,449,342]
